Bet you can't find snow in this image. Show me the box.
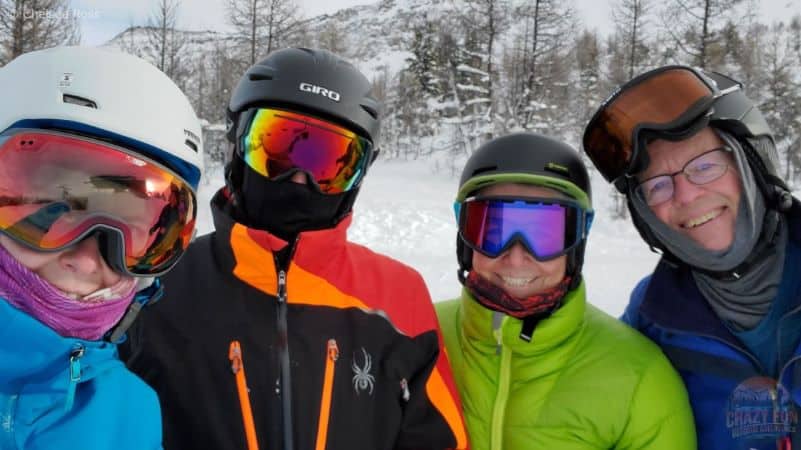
[195,158,660,317]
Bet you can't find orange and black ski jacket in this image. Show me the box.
[121,192,468,450]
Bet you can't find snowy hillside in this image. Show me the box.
[195,158,660,317]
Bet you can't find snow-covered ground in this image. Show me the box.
[195,159,660,317]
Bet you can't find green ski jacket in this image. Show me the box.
[436,282,696,450]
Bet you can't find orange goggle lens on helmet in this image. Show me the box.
[0,129,196,276]
[241,108,373,194]
[583,66,737,183]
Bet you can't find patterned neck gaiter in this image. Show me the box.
[465,270,572,319]
[0,242,136,341]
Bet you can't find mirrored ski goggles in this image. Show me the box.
[583,66,740,183]
[0,129,197,276]
[241,108,374,194]
[456,196,592,261]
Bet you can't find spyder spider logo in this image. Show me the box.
[351,348,375,395]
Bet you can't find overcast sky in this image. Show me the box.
[72,0,801,47]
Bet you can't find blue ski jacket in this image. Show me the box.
[622,205,801,450]
[0,297,162,450]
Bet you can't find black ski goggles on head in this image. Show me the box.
[0,128,197,277]
[583,65,742,184]
[239,107,374,194]
[456,196,593,261]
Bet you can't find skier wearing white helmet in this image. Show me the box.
[0,46,203,450]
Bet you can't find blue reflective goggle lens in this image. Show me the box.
[458,197,584,260]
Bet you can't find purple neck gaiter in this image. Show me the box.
[0,243,136,341]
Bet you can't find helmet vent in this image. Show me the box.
[184,139,198,152]
[63,94,97,109]
[248,73,273,81]
[545,163,570,176]
[184,129,200,152]
[361,104,378,120]
[471,166,498,177]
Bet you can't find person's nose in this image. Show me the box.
[671,171,705,205]
[502,242,534,265]
[59,235,115,280]
[289,171,308,184]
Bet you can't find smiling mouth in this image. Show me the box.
[682,208,724,229]
[500,276,534,287]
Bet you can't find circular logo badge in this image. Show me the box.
[726,376,797,440]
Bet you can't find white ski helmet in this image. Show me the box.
[0,46,203,188]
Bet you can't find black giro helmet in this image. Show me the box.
[226,47,381,145]
[455,133,594,289]
[224,48,383,227]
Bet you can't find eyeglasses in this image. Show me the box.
[456,196,592,261]
[583,66,741,184]
[240,107,374,194]
[0,129,197,276]
[634,147,733,206]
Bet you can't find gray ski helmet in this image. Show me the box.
[455,133,594,289]
[603,67,788,207]
[703,71,789,207]
[618,70,792,267]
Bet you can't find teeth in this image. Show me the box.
[684,210,722,229]
[501,276,533,287]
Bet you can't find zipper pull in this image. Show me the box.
[65,344,85,412]
[400,378,410,402]
[327,339,339,362]
[229,341,243,374]
[492,312,504,355]
[277,270,287,303]
[229,340,260,450]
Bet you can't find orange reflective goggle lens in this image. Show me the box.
[0,130,196,276]
[241,108,373,194]
[583,67,717,183]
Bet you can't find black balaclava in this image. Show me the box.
[227,156,356,241]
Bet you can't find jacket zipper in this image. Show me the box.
[276,268,294,450]
[314,339,339,450]
[776,354,801,450]
[64,344,85,412]
[1,394,18,449]
[490,318,511,450]
[229,340,260,450]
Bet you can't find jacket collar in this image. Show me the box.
[640,261,741,344]
[210,189,353,294]
[0,298,119,388]
[458,281,586,357]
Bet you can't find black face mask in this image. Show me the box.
[232,161,356,241]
